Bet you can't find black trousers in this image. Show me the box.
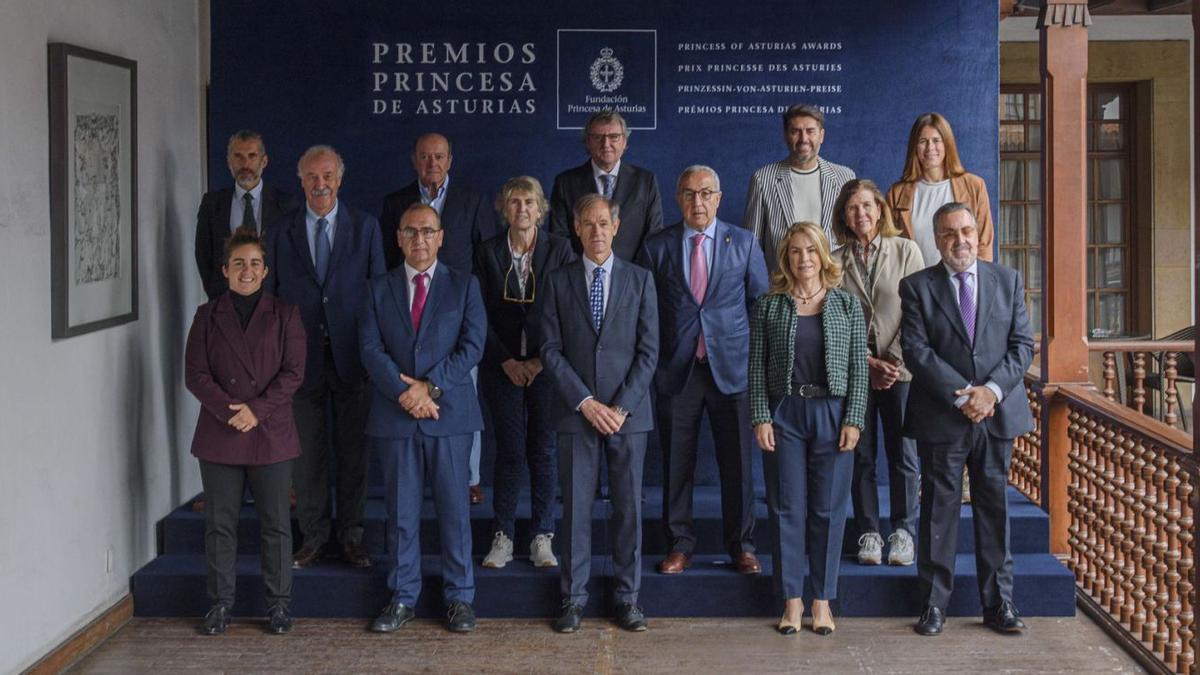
[292,344,369,548]
[199,459,293,609]
[657,361,755,557]
[851,381,919,536]
[917,426,1015,610]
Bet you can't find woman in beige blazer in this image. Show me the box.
[833,179,925,568]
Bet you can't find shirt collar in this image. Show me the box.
[306,201,338,225]
[852,233,881,254]
[943,260,978,280]
[235,181,264,202]
[582,252,614,278]
[405,260,438,284]
[685,218,718,242]
[591,160,621,180]
[418,173,450,203]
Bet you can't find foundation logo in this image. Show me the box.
[589,47,624,93]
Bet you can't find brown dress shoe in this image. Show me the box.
[658,551,692,574]
[292,543,323,569]
[342,539,371,568]
[469,485,485,505]
[734,552,762,575]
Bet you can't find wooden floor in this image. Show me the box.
[67,612,1146,674]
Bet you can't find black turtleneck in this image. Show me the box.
[230,288,263,330]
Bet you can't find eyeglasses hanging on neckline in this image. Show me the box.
[502,255,536,304]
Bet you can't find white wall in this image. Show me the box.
[0,1,203,671]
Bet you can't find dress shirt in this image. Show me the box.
[681,219,716,286]
[404,260,439,312]
[418,173,450,215]
[231,181,264,231]
[591,160,621,196]
[576,252,616,411]
[944,260,1004,406]
[305,202,340,263]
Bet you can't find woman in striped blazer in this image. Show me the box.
[750,221,868,636]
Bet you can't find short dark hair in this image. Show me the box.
[223,228,266,264]
[582,109,631,142]
[782,104,825,130]
[573,193,620,223]
[932,201,975,232]
[226,129,264,155]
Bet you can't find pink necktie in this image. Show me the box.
[411,272,428,332]
[690,233,708,359]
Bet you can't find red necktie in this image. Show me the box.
[411,272,428,331]
[690,233,708,359]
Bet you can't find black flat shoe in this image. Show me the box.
[554,603,584,633]
[202,604,229,636]
[915,605,945,636]
[615,603,647,632]
[446,601,476,633]
[370,602,415,632]
[983,601,1027,634]
[267,604,293,634]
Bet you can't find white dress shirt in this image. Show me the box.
[404,260,438,311]
[944,260,1004,406]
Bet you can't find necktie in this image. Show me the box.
[955,270,976,344]
[411,272,428,332]
[242,192,257,233]
[314,217,331,283]
[601,174,614,199]
[690,233,708,359]
[590,266,605,332]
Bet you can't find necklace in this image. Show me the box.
[794,286,825,305]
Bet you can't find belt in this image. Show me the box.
[792,383,830,399]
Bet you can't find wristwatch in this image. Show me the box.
[613,405,629,417]
[426,380,443,400]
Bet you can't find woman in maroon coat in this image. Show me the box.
[185,229,305,636]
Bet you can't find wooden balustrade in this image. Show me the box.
[1089,340,1194,429]
[1011,374,1044,506]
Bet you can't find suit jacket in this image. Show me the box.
[195,185,293,300]
[265,202,386,391]
[748,289,868,430]
[539,256,659,434]
[836,235,926,381]
[473,230,576,368]
[378,179,500,273]
[359,263,486,438]
[184,291,306,465]
[638,218,768,396]
[548,160,664,262]
[741,157,855,272]
[899,260,1035,444]
[885,172,995,262]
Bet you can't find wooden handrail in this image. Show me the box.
[1087,341,1194,353]
[1058,383,1196,463]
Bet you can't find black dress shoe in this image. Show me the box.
[292,542,323,569]
[554,603,584,633]
[370,602,416,632]
[342,539,371,568]
[267,604,293,634]
[983,601,1027,634]
[615,603,648,632]
[446,601,476,633]
[202,604,229,635]
[915,605,945,636]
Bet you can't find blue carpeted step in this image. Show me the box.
[130,551,1074,618]
[160,487,1049,557]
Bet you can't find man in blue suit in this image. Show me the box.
[360,203,486,634]
[265,145,386,570]
[541,194,659,633]
[639,166,769,576]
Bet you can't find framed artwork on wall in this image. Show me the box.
[48,42,138,338]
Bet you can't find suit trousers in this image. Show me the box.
[763,395,853,601]
[657,360,755,558]
[558,431,646,606]
[851,381,920,536]
[481,367,557,540]
[469,366,482,486]
[292,344,369,549]
[199,459,293,609]
[917,425,1015,610]
[377,432,476,607]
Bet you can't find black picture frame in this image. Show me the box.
[48,42,138,339]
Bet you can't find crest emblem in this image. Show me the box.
[589,47,624,93]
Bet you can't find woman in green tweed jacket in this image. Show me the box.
[749,221,868,637]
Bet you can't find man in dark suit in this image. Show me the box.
[899,201,1035,637]
[541,193,659,633]
[378,132,497,503]
[265,145,387,570]
[639,166,769,576]
[548,110,663,262]
[361,203,486,634]
[195,129,293,300]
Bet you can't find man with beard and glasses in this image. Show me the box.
[195,130,294,300]
[743,104,855,273]
[266,144,386,572]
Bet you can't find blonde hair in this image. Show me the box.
[831,178,900,246]
[768,221,842,295]
[899,112,966,183]
[494,175,549,227]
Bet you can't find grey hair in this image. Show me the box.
[296,144,346,179]
[932,201,975,231]
[581,109,631,142]
[676,165,721,193]
[226,129,264,155]
[412,132,453,156]
[573,193,620,223]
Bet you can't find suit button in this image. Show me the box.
[323,296,329,304]
[416,345,421,351]
[250,380,257,386]
[230,378,237,384]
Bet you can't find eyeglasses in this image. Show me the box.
[502,259,536,304]
[587,133,625,144]
[679,189,721,202]
[399,227,440,240]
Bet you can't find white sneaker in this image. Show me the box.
[887,530,915,566]
[857,532,883,565]
[530,533,558,568]
[482,532,513,568]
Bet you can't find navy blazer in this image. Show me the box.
[378,179,500,273]
[899,260,1036,444]
[359,263,486,439]
[265,201,386,391]
[548,160,664,262]
[195,185,293,300]
[539,257,659,434]
[639,218,769,396]
[184,292,306,466]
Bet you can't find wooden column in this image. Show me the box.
[1190,1,1198,667]
[1038,1,1091,555]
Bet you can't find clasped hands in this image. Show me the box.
[580,398,627,436]
[227,403,258,432]
[867,355,901,391]
[501,357,543,387]
[398,373,440,420]
[956,384,997,423]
